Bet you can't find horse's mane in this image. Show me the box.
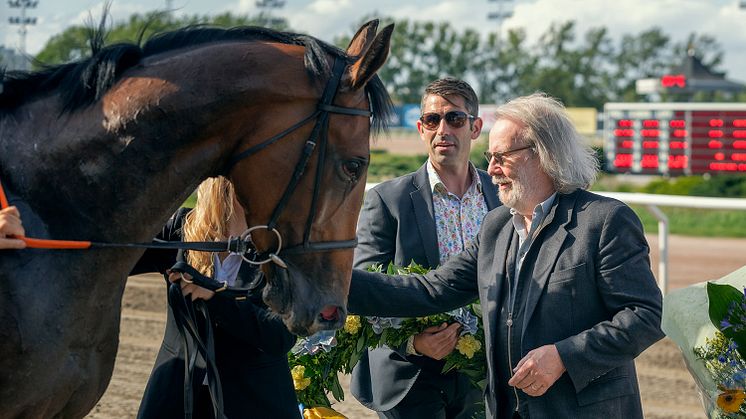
[0,25,392,132]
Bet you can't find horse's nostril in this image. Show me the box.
[319,305,339,322]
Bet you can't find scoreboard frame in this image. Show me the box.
[604,102,746,175]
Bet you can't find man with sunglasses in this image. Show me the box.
[351,78,500,419]
[348,93,663,418]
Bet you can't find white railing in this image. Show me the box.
[365,183,746,295]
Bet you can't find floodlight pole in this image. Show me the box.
[487,0,514,38]
[8,0,38,69]
[255,0,285,27]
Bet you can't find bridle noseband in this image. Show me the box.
[224,57,371,269]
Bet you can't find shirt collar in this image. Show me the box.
[426,159,483,195]
[510,192,557,238]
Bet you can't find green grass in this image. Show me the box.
[631,206,746,238]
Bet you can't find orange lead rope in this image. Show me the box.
[0,178,92,249]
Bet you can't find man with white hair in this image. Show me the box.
[349,92,664,418]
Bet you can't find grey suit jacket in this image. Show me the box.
[349,189,664,419]
[351,163,500,411]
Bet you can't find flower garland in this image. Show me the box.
[694,282,746,417]
[288,262,487,415]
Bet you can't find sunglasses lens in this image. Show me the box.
[421,113,441,130]
[420,111,471,130]
[445,111,467,128]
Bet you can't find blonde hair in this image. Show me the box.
[182,176,236,278]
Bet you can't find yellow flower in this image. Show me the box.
[455,334,482,359]
[291,365,311,391]
[344,315,361,334]
[303,406,348,419]
[717,388,746,413]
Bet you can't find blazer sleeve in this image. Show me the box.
[353,187,396,270]
[554,203,664,392]
[349,237,480,317]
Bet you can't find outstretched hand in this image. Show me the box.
[413,322,461,360]
[167,271,215,301]
[0,206,26,249]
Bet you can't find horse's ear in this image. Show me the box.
[345,23,394,91]
[346,19,379,58]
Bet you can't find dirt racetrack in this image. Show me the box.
[86,234,745,419]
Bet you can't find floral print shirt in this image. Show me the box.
[427,161,488,264]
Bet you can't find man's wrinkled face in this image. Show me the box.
[487,118,547,214]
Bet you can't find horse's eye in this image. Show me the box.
[342,160,364,180]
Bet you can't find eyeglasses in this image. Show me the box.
[419,111,475,130]
[483,145,534,166]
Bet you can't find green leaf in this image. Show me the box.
[707,282,742,329]
[330,373,344,402]
[356,334,366,352]
[707,282,746,359]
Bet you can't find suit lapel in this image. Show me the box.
[410,165,440,267]
[484,215,515,356]
[520,192,576,335]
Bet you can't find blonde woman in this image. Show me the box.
[131,176,300,419]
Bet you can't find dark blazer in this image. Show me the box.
[351,164,500,411]
[349,189,664,419]
[132,209,300,419]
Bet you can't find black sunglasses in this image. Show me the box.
[483,145,534,166]
[419,111,475,130]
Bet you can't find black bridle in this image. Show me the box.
[222,57,370,269]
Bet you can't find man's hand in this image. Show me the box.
[508,344,566,397]
[167,271,215,301]
[412,322,461,360]
[0,206,26,249]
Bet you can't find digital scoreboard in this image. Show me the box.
[604,103,746,175]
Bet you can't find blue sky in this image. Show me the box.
[2,0,746,84]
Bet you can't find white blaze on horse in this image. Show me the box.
[0,20,393,418]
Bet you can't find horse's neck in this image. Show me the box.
[1,99,227,245]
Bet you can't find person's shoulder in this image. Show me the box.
[368,169,422,194]
[484,205,511,224]
[567,190,632,221]
[574,189,626,208]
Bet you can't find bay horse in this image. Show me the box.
[0,20,393,418]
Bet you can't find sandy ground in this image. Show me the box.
[85,233,746,419]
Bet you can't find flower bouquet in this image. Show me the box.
[662,265,746,418]
[288,262,487,417]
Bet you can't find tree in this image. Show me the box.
[336,17,483,104]
[34,11,287,67]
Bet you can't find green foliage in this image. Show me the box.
[641,175,746,198]
[289,262,487,412]
[631,206,746,238]
[367,150,427,182]
[335,16,727,108]
[707,283,746,360]
[34,11,287,67]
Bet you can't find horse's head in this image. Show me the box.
[227,21,393,336]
